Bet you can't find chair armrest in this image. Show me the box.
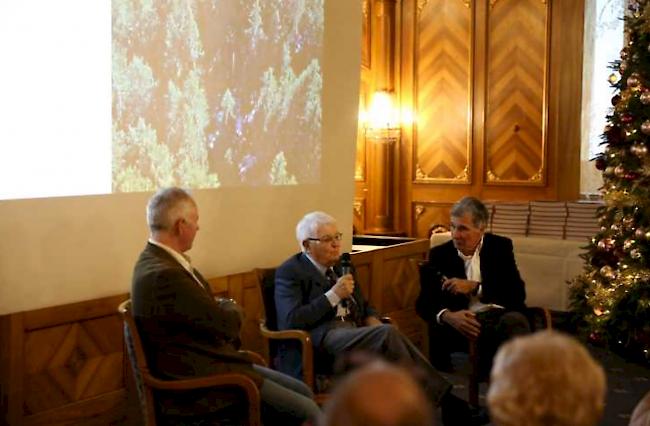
[259,320,315,390]
[239,350,267,367]
[527,306,553,330]
[143,372,260,425]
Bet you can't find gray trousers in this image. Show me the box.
[254,364,321,425]
[321,323,452,404]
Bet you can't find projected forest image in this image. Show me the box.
[112,0,323,191]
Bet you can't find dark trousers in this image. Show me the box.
[321,323,452,405]
[428,309,531,376]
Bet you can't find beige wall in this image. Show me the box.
[0,0,363,314]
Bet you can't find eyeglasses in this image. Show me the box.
[307,232,343,244]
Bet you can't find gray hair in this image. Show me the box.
[296,211,336,251]
[146,187,196,232]
[450,196,489,229]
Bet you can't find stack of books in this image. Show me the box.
[565,201,602,242]
[527,201,567,239]
[483,202,495,232]
[491,202,529,236]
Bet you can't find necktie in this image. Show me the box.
[325,268,337,288]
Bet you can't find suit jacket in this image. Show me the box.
[275,252,377,348]
[131,243,261,384]
[415,233,526,324]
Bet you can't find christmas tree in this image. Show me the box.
[570,0,650,364]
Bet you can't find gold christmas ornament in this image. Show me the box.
[627,73,642,88]
[599,265,616,279]
[640,91,650,105]
[609,73,620,84]
[635,228,646,239]
[615,165,626,177]
[642,120,650,135]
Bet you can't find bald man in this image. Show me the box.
[320,360,434,426]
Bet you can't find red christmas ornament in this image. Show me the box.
[595,157,606,170]
[611,94,622,106]
[621,113,635,123]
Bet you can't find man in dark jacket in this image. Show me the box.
[416,196,530,375]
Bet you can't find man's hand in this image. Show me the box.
[365,316,383,326]
[442,277,479,295]
[442,309,481,339]
[333,274,355,299]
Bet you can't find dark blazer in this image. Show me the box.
[415,233,526,324]
[275,252,377,347]
[131,243,260,384]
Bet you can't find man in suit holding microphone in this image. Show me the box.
[275,211,485,425]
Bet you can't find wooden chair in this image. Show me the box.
[255,268,328,403]
[416,263,552,407]
[118,300,263,426]
[255,267,394,405]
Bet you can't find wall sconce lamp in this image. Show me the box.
[363,90,401,142]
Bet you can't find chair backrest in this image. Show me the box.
[118,299,158,426]
[257,268,279,330]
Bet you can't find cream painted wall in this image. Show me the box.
[0,0,362,314]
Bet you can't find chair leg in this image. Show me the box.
[468,340,479,408]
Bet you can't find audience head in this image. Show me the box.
[630,390,650,426]
[296,211,341,267]
[449,196,489,255]
[320,360,434,426]
[146,187,199,253]
[487,330,606,426]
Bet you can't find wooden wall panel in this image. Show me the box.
[23,317,123,415]
[392,0,583,238]
[414,0,473,183]
[1,241,432,424]
[0,294,132,426]
[353,197,366,234]
[485,0,549,183]
[412,201,454,238]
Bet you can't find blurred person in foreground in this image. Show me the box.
[487,330,606,426]
[630,389,650,426]
[320,360,434,426]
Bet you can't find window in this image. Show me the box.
[580,0,625,196]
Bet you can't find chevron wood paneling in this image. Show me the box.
[380,256,422,312]
[414,0,472,183]
[485,0,549,183]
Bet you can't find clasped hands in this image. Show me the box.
[441,278,481,339]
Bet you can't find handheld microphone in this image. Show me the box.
[340,252,352,276]
[339,253,356,306]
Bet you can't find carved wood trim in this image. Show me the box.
[362,0,371,69]
[418,0,471,14]
[415,164,470,183]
